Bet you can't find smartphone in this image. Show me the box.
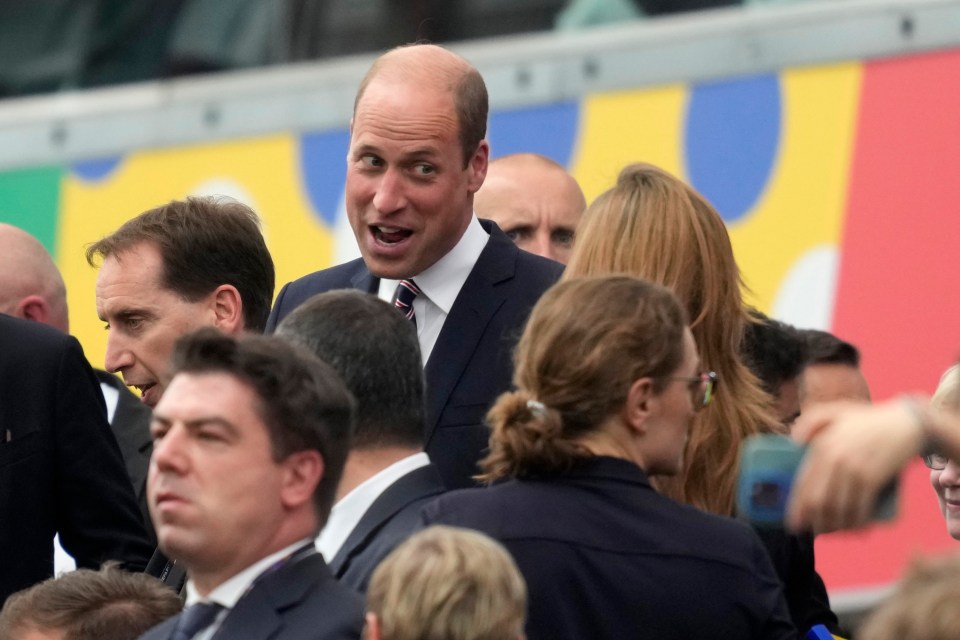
[737,434,898,527]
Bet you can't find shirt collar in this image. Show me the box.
[316,452,430,561]
[378,214,488,312]
[185,538,314,608]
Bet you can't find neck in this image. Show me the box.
[573,419,641,468]
[336,446,422,502]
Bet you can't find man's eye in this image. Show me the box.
[413,163,435,176]
[126,318,143,330]
[505,228,531,242]
[360,155,383,168]
[553,229,575,247]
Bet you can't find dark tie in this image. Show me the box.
[393,279,421,328]
[171,602,224,640]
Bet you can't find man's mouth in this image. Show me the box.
[371,225,413,245]
[133,383,159,407]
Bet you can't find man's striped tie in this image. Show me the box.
[393,279,421,328]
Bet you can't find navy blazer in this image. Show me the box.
[423,457,798,640]
[329,462,445,593]
[96,369,155,545]
[0,315,153,603]
[266,221,564,489]
[140,550,363,640]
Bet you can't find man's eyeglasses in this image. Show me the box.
[923,452,950,470]
[662,371,718,411]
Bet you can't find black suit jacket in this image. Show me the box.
[96,369,155,544]
[0,315,153,603]
[140,550,364,640]
[266,221,564,489]
[423,457,798,640]
[328,462,445,593]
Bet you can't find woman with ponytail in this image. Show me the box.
[423,276,796,640]
[561,163,841,636]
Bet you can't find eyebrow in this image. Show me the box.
[150,415,239,438]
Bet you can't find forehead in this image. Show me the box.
[96,242,166,293]
[352,78,460,148]
[801,363,870,402]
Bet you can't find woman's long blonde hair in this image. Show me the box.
[564,163,780,515]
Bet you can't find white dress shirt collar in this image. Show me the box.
[316,452,430,562]
[378,214,489,364]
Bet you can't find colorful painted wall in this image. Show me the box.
[3,46,959,597]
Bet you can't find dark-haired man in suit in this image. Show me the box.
[140,330,362,639]
[266,44,564,490]
[277,290,445,593]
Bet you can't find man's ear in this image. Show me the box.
[624,377,655,436]
[14,295,51,325]
[279,450,324,511]
[211,285,243,333]
[467,140,490,193]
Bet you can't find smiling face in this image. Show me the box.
[345,76,488,279]
[95,242,218,407]
[148,372,290,591]
[930,459,960,540]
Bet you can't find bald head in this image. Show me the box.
[0,224,69,332]
[354,44,488,168]
[475,154,586,264]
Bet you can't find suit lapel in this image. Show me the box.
[423,223,518,441]
[329,464,445,575]
[213,552,328,640]
[350,264,379,294]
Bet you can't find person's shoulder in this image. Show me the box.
[284,257,369,292]
[0,313,81,364]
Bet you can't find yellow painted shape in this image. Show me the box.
[569,83,687,202]
[727,62,863,311]
[58,133,333,369]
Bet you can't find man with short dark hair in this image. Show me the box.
[799,329,872,408]
[88,196,275,408]
[267,44,564,490]
[140,329,363,640]
[741,310,808,426]
[0,563,182,640]
[277,290,445,593]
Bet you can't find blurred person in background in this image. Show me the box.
[0,563,181,640]
[424,276,797,640]
[927,364,960,540]
[473,153,586,264]
[364,525,527,640]
[798,329,871,409]
[562,163,840,635]
[741,310,808,427]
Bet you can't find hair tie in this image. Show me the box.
[526,399,547,418]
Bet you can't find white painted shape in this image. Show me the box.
[771,245,839,330]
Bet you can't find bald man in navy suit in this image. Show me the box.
[267,44,563,490]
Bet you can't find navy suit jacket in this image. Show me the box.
[96,369,155,544]
[423,457,798,640]
[328,462,445,593]
[266,221,564,489]
[0,315,153,603]
[140,550,363,640]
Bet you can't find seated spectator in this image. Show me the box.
[857,552,960,640]
[742,309,808,426]
[276,291,445,593]
[424,276,796,640]
[473,153,586,264]
[0,563,182,640]
[365,525,527,640]
[139,329,363,639]
[798,329,871,408]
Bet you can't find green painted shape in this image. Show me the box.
[0,166,63,254]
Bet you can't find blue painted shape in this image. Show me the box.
[684,74,781,223]
[71,156,123,182]
[299,129,350,227]
[488,102,580,167]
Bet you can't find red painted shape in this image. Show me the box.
[817,48,960,592]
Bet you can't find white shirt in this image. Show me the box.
[316,452,430,562]
[378,214,489,365]
[184,538,314,640]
